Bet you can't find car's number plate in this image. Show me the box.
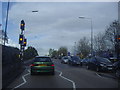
[38,64,47,66]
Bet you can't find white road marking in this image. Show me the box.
[12,68,76,89]
[28,69,30,73]
[56,70,76,90]
[96,73,102,78]
[12,70,30,90]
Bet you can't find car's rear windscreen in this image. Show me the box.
[34,57,52,62]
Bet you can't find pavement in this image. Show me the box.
[7,58,120,89]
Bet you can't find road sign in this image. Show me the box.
[68,52,70,56]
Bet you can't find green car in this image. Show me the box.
[30,56,55,75]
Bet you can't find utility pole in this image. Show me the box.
[4,0,10,45]
[19,20,27,61]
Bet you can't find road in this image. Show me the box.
[7,59,119,89]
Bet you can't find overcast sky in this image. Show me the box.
[2,2,118,55]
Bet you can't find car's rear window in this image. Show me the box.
[34,57,52,62]
[71,56,80,60]
[64,57,68,59]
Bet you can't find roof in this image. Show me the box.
[35,56,50,58]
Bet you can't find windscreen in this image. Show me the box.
[96,57,111,63]
[64,56,68,59]
[34,57,52,62]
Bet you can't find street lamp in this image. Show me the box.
[78,16,93,56]
[32,10,39,12]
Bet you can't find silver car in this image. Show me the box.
[61,56,69,64]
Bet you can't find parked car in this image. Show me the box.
[109,57,117,63]
[113,60,120,78]
[30,56,55,75]
[58,56,62,59]
[68,56,81,65]
[86,56,113,72]
[61,56,69,64]
[80,58,90,66]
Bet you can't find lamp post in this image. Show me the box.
[74,42,77,56]
[78,16,93,56]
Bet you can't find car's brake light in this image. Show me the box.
[51,64,54,66]
[30,64,35,66]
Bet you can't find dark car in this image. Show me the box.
[109,57,117,63]
[61,56,69,64]
[80,58,90,66]
[113,60,120,78]
[58,56,63,59]
[30,56,55,75]
[86,56,113,72]
[68,56,81,65]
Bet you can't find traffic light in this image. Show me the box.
[20,20,25,30]
[19,34,24,44]
[23,38,27,46]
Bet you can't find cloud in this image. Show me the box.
[6,2,118,55]
[2,0,120,2]
[6,39,19,47]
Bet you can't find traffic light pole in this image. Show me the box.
[19,20,27,61]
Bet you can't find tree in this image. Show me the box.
[48,48,58,58]
[92,20,120,58]
[49,47,68,58]
[23,46,38,60]
[49,48,54,57]
[77,37,90,58]
[104,20,120,56]
[58,46,68,57]
[51,50,58,58]
[94,32,107,54]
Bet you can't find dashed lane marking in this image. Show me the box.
[96,73,102,78]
